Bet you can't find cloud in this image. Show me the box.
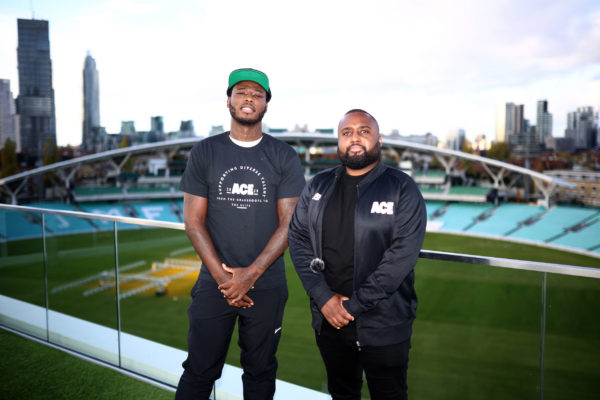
[1,0,599,146]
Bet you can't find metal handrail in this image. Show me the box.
[0,203,184,230]
[1,203,599,279]
[419,249,600,279]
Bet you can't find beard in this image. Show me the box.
[338,142,381,170]
[229,104,266,126]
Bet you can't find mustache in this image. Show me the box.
[345,145,367,156]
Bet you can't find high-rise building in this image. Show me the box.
[0,79,20,152]
[495,104,506,142]
[82,52,100,151]
[565,106,598,150]
[148,116,166,142]
[16,18,56,162]
[536,100,552,145]
[495,102,523,142]
[512,104,525,136]
[180,120,195,135]
[446,129,465,151]
[150,116,164,134]
[507,104,540,156]
[120,121,136,135]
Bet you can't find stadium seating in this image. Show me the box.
[425,201,447,219]
[419,187,445,194]
[447,186,490,196]
[547,217,600,252]
[73,187,124,196]
[0,209,43,240]
[7,199,600,256]
[77,203,139,231]
[28,203,95,235]
[126,187,173,194]
[432,202,493,231]
[414,171,446,184]
[509,206,599,242]
[128,201,182,223]
[467,203,545,236]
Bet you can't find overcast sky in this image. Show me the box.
[1,0,599,147]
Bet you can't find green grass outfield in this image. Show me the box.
[0,328,173,400]
[1,229,599,399]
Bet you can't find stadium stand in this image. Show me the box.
[419,187,445,194]
[126,187,173,194]
[447,186,491,196]
[6,199,600,256]
[29,203,95,235]
[77,203,139,231]
[430,202,493,231]
[414,171,446,185]
[128,200,182,223]
[467,203,545,236]
[546,215,600,252]
[0,208,43,240]
[72,186,125,202]
[419,185,490,203]
[73,187,124,195]
[508,206,599,242]
[425,201,447,219]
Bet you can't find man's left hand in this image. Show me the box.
[218,263,258,302]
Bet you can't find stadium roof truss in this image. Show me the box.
[0,134,574,208]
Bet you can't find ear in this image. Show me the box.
[226,97,231,109]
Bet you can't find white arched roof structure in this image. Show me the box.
[0,133,573,206]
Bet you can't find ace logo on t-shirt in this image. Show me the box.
[229,183,258,196]
[217,165,269,210]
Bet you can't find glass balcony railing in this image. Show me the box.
[0,204,599,400]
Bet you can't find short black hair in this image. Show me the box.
[344,109,380,131]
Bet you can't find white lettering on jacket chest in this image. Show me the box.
[370,201,394,215]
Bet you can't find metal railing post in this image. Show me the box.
[114,221,122,367]
[42,213,49,342]
[538,272,547,400]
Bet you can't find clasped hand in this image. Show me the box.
[321,294,354,329]
[218,263,256,308]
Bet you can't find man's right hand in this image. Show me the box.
[225,295,254,309]
[321,294,354,329]
[217,273,254,309]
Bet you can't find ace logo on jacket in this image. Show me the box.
[370,201,394,215]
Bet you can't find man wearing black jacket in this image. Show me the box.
[288,109,427,400]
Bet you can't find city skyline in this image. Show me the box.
[0,0,599,147]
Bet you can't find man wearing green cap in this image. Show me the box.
[175,68,305,399]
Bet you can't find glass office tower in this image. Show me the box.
[16,18,56,162]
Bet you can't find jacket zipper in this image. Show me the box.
[354,183,361,350]
[312,173,340,259]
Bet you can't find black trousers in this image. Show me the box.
[175,282,288,400]
[316,322,411,400]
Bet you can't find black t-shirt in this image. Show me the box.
[322,170,369,297]
[179,132,305,289]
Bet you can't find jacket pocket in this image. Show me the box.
[360,291,414,328]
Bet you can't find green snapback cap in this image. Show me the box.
[227,68,271,101]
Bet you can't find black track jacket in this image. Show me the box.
[288,161,427,347]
